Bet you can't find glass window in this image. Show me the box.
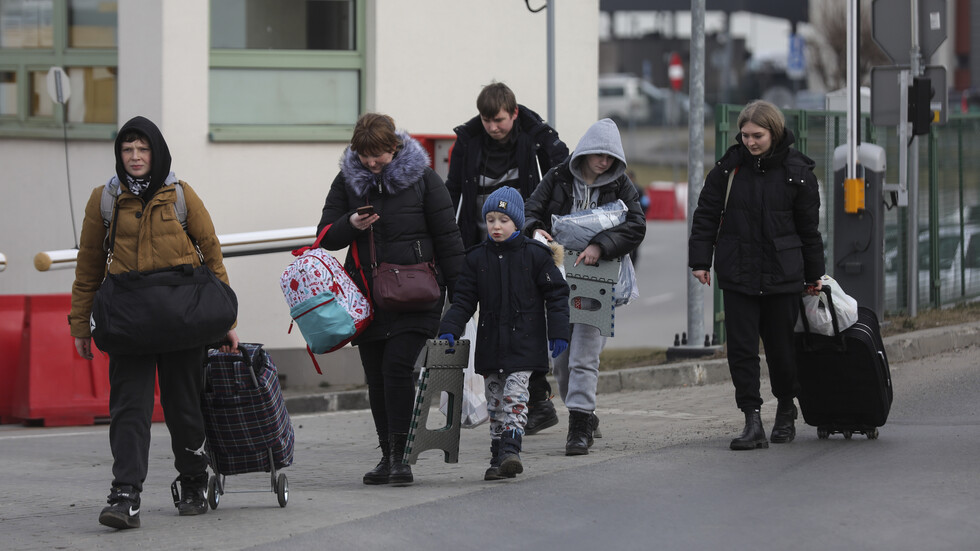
[0,0,117,136]
[209,0,363,141]
[211,0,353,50]
[0,0,54,49]
[0,70,15,115]
[210,68,357,125]
[68,0,117,48]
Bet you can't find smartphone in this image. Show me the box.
[356,205,375,216]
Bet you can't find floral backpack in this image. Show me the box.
[280,225,372,372]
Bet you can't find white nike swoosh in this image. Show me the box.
[129,506,139,516]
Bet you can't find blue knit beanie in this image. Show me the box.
[482,186,525,230]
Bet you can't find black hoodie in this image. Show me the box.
[114,116,173,199]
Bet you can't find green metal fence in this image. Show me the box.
[712,104,980,339]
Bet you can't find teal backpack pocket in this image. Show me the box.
[289,293,356,354]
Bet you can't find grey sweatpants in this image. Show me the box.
[551,323,607,413]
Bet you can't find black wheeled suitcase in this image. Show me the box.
[794,287,893,440]
[200,343,293,508]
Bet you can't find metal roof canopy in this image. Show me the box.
[599,0,809,25]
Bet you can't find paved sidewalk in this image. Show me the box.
[282,320,980,414]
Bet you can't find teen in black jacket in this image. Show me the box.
[689,100,824,451]
[444,83,570,436]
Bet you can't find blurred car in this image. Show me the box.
[599,74,690,126]
[884,223,980,309]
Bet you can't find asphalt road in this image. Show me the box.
[2,341,976,550]
[609,220,715,349]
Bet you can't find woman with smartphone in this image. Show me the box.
[316,113,464,485]
[688,100,825,451]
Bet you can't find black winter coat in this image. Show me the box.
[439,235,570,376]
[318,135,464,343]
[523,159,647,259]
[446,105,569,248]
[688,130,825,295]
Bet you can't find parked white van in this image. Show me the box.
[598,74,688,126]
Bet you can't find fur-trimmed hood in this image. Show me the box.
[340,131,431,199]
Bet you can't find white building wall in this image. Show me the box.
[0,0,599,353]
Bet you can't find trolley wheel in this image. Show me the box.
[276,473,288,508]
[207,475,220,510]
[866,428,879,440]
[817,428,830,439]
[843,430,853,440]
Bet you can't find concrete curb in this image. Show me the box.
[283,320,980,414]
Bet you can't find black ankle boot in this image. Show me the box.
[363,436,390,485]
[770,400,798,444]
[387,433,414,485]
[484,439,507,481]
[730,409,769,450]
[565,411,593,456]
[498,429,524,477]
[525,397,559,435]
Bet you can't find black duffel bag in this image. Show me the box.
[91,263,238,355]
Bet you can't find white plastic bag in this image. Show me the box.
[439,318,488,428]
[794,275,859,336]
[615,254,640,306]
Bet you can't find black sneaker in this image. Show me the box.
[171,473,209,516]
[99,486,141,530]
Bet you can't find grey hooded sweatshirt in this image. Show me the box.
[568,118,628,213]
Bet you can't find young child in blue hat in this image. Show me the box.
[439,186,570,480]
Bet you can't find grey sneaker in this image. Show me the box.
[99,485,140,530]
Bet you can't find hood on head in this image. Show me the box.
[114,116,172,188]
[569,118,627,186]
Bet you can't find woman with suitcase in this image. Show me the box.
[688,100,825,451]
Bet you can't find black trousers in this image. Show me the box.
[358,332,428,437]
[108,346,208,491]
[722,290,800,411]
[528,370,552,403]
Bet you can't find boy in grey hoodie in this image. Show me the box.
[523,118,646,455]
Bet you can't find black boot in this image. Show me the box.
[484,439,509,481]
[730,409,769,451]
[387,433,414,485]
[565,410,593,456]
[588,412,601,446]
[363,436,390,485]
[498,429,524,477]
[525,397,559,435]
[770,399,798,444]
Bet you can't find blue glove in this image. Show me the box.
[438,333,455,349]
[549,338,568,358]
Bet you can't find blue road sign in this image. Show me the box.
[787,34,805,79]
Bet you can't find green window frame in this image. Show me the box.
[208,0,366,142]
[0,0,117,140]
